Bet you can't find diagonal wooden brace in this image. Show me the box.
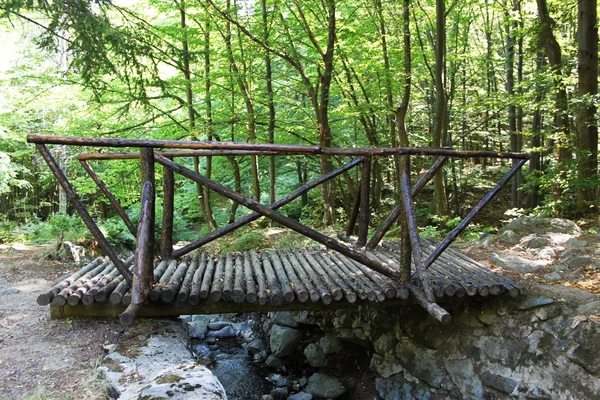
[154,154,399,279]
[35,144,132,284]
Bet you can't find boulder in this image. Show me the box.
[206,325,236,338]
[305,373,346,399]
[520,235,550,249]
[319,333,342,354]
[187,321,208,340]
[265,354,287,369]
[491,253,549,273]
[444,358,483,399]
[270,324,302,357]
[304,342,327,367]
[499,216,581,235]
[62,241,87,264]
[499,230,520,245]
[287,392,312,400]
[271,311,299,328]
[370,353,404,378]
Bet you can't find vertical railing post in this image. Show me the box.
[399,155,435,301]
[161,157,174,259]
[132,148,155,306]
[398,155,412,282]
[357,156,371,247]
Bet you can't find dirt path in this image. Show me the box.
[0,245,120,400]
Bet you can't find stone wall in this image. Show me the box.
[263,286,600,399]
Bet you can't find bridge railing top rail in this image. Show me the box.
[27,134,530,160]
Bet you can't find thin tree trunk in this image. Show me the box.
[432,0,448,216]
[576,0,598,212]
[262,0,276,205]
[506,1,519,208]
[537,0,571,185]
[527,54,545,209]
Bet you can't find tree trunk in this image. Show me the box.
[318,0,337,224]
[262,0,277,205]
[537,0,571,186]
[506,1,519,208]
[432,0,448,216]
[576,0,598,212]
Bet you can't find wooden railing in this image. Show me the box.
[27,134,529,325]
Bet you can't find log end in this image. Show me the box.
[309,292,321,303]
[82,295,95,306]
[269,293,284,307]
[396,287,410,300]
[148,290,161,302]
[321,293,333,305]
[283,292,295,303]
[160,290,175,303]
[345,292,358,303]
[489,284,501,296]
[52,295,67,307]
[384,288,396,299]
[67,296,81,306]
[296,291,309,303]
[245,293,258,304]
[37,293,52,306]
[177,293,189,303]
[119,304,141,327]
[109,293,123,305]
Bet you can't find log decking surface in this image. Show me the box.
[41,240,520,319]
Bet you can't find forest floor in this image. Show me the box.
[0,232,598,399]
[0,245,119,400]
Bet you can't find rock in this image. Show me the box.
[519,296,554,310]
[271,311,299,328]
[207,321,231,330]
[370,353,404,378]
[568,323,600,375]
[376,374,413,400]
[262,395,274,400]
[577,300,600,315]
[373,332,397,355]
[99,330,226,400]
[542,272,562,281]
[287,392,312,400]
[265,354,287,369]
[298,377,308,388]
[247,338,267,354]
[291,311,319,325]
[491,253,549,273]
[0,288,19,295]
[304,342,327,367]
[499,230,520,245]
[445,358,483,399]
[62,241,87,263]
[271,386,289,399]
[532,247,556,260]
[499,217,581,235]
[187,321,208,340]
[480,371,517,394]
[305,373,346,399]
[568,256,593,267]
[395,339,445,388]
[103,344,117,354]
[319,333,342,354]
[192,344,211,358]
[269,324,301,357]
[565,238,587,248]
[520,235,551,249]
[207,325,236,338]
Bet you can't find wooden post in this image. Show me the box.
[357,156,371,247]
[35,144,132,283]
[79,160,137,236]
[345,185,361,237]
[399,156,412,283]
[121,148,155,326]
[161,160,174,259]
[398,156,435,301]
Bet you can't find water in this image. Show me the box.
[193,338,270,400]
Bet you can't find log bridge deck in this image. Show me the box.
[27,135,529,326]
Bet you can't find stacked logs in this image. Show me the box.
[38,243,519,308]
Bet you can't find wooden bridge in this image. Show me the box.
[27,135,529,326]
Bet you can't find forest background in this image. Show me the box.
[0,0,597,252]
